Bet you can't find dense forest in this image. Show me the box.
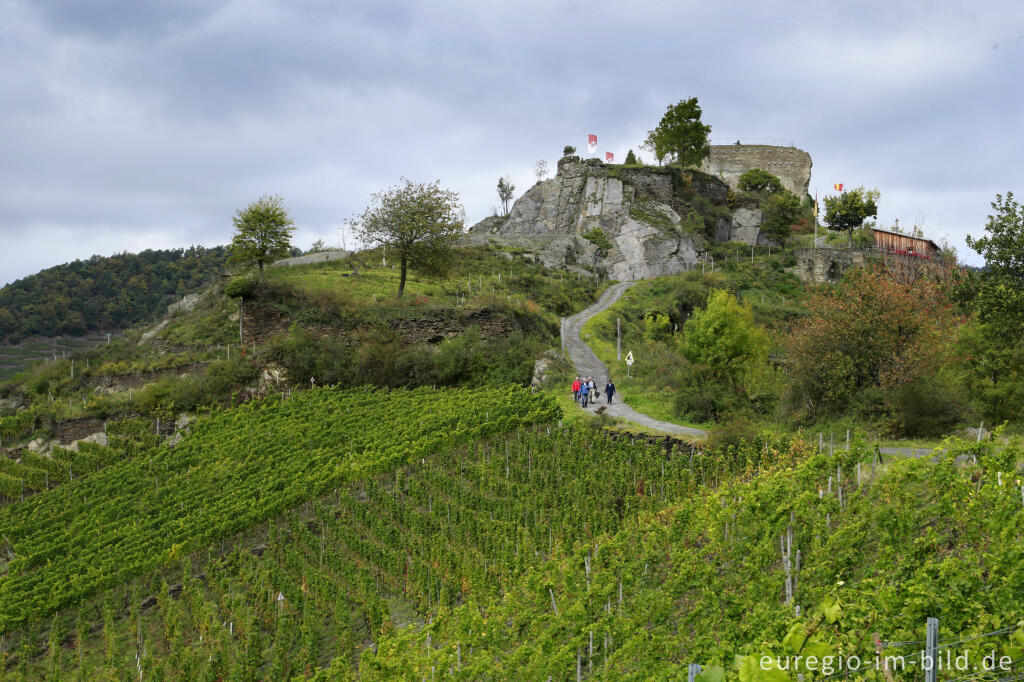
[0,247,232,341]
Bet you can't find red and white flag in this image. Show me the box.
[587,134,598,155]
[605,151,614,162]
[833,183,844,192]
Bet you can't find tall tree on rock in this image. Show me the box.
[823,187,879,247]
[229,195,296,280]
[350,179,464,298]
[497,176,516,216]
[642,97,712,167]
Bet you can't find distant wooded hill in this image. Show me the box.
[0,247,231,341]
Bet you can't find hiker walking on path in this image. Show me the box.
[580,380,590,408]
[572,377,581,403]
[605,380,615,405]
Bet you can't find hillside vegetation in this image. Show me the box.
[360,433,1024,681]
[0,247,231,342]
[0,245,600,430]
[1,388,1021,680]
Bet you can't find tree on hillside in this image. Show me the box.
[785,267,955,429]
[760,190,803,246]
[642,97,712,167]
[965,192,1024,344]
[624,149,638,165]
[562,145,576,156]
[349,179,464,298]
[229,195,295,280]
[681,289,767,388]
[823,187,879,247]
[738,168,783,194]
[497,176,516,216]
[534,160,549,181]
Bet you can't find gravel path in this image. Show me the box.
[562,284,945,456]
[562,282,708,438]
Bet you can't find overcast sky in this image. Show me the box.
[2,0,1021,285]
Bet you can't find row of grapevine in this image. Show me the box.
[0,423,161,504]
[0,385,559,633]
[0,409,36,441]
[1,418,719,679]
[360,437,1024,680]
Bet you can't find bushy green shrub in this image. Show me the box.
[643,309,673,341]
[224,277,257,300]
[706,413,759,451]
[887,374,966,437]
[738,168,783,194]
[582,228,612,255]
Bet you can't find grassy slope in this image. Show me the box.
[0,246,603,428]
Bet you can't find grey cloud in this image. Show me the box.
[2,0,1023,286]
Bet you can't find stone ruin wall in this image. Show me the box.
[701,145,812,197]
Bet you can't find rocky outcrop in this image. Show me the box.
[0,394,24,411]
[728,208,763,245]
[167,292,204,315]
[66,431,108,452]
[138,319,168,345]
[530,349,562,392]
[466,158,706,281]
[271,250,351,268]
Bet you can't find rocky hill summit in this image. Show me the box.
[466,146,813,281]
[466,156,730,281]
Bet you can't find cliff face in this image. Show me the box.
[468,158,707,281]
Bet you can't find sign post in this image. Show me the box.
[617,318,621,361]
[625,350,634,378]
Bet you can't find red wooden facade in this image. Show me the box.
[871,228,940,259]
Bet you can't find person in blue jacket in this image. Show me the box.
[580,380,590,408]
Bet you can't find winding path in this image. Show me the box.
[562,283,933,457]
[562,282,708,438]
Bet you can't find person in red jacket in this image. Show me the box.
[572,377,581,403]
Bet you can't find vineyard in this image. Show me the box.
[0,386,557,636]
[1,386,1022,679]
[0,410,719,679]
[0,418,159,502]
[359,436,1024,680]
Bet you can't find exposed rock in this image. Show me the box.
[138,319,168,345]
[167,293,204,315]
[66,432,108,452]
[166,414,193,448]
[466,158,706,280]
[728,208,764,245]
[0,395,24,411]
[270,250,351,268]
[259,366,287,392]
[471,215,506,235]
[530,349,562,392]
[964,426,991,441]
[27,438,58,454]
